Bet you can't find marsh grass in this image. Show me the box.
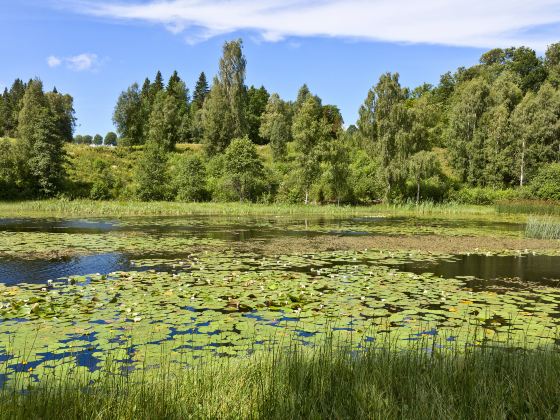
[497,200,560,216]
[526,217,560,239]
[2,335,560,420]
[0,199,498,219]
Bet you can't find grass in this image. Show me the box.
[497,200,560,216]
[526,217,560,239]
[2,338,560,419]
[0,199,502,219]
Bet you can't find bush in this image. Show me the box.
[530,163,560,201]
[172,154,209,202]
[448,187,520,205]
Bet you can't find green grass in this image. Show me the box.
[2,340,560,419]
[526,217,560,239]
[0,199,502,219]
[497,200,560,216]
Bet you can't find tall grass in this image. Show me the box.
[0,199,497,219]
[2,339,560,419]
[497,200,560,216]
[526,217,560,239]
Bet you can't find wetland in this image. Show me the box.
[1,210,560,388]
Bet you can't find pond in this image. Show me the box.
[0,215,558,383]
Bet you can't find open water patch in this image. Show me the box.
[392,254,560,289]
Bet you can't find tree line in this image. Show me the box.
[1,40,560,203]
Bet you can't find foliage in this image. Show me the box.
[530,163,560,201]
[259,93,291,161]
[171,154,209,202]
[135,140,169,201]
[222,136,265,201]
[18,79,66,197]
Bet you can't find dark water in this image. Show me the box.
[394,254,560,289]
[0,216,550,287]
[0,253,132,285]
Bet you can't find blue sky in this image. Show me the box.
[1,0,559,136]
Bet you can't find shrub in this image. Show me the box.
[172,154,209,202]
[530,163,560,201]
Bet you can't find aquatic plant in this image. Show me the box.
[525,217,560,240]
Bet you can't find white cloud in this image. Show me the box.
[66,53,99,71]
[66,0,560,50]
[46,53,101,71]
[47,55,62,68]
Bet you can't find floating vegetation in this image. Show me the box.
[1,248,560,387]
[526,217,560,240]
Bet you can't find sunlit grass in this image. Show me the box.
[526,217,560,240]
[2,337,560,419]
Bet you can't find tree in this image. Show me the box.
[408,151,441,203]
[259,93,291,161]
[147,90,182,152]
[291,95,328,203]
[446,77,489,183]
[46,89,75,142]
[135,138,168,201]
[202,39,248,154]
[504,47,547,92]
[173,154,208,201]
[18,79,66,197]
[104,132,118,146]
[246,85,270,144]
[511,82,560,186]
[360,73,416,199]
[479,72,522,187]
[223,136,264,201]
[83,135,93,145]
[93,134,103,145]
[192,72,209,110]
[320,138,350,204]
[113,83,144,145]
[166,72,190,143]
[545,43,560,88]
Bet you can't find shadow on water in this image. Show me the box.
[392,254,560,290]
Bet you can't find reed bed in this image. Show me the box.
[497,200,560,216]
[2,337,560,420]
[526,217,560,240]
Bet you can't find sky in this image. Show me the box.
[1,0,560,135]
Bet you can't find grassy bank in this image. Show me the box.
[2,341,560,419]
[0,199,497,219]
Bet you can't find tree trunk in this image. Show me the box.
[520,139,526,187]
[304,190,309,205]
[416,181,420,205]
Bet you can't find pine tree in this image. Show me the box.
[18,79,66,197]
[192,72,209,110]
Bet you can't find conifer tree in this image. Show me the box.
[18,79,65,197]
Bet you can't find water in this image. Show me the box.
[0,215,549,287]
[394,254,560,289]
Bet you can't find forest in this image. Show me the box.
[1,40,560,205]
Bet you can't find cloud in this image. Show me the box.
[47,55,62,68]
[66,53,99,71]
[46,53,101,71]
[65,0,560,50]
